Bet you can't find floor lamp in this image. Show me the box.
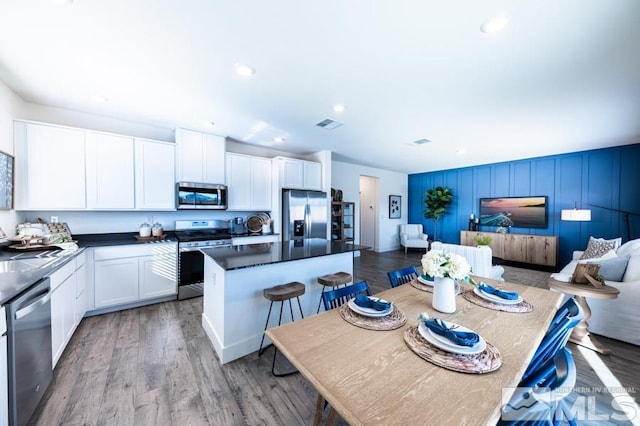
[589,204,639,242]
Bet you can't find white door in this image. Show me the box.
[359,175,378,250]
[94,258,139,308]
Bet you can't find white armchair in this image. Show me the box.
[431,242,505,281]
[400,224,429,253]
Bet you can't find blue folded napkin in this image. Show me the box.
[424,318,480,347]
[478,283,519,300]
[354,294,391,311]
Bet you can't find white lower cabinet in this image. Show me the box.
[94,258,139,308]
[50,252,85,368]
[93,243,177,310]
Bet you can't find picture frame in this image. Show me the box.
[389,195,401,219]
[571,263,602,288]
[0,150,14,210]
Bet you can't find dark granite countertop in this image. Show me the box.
[200,238,369,271]
[0,248,86,305]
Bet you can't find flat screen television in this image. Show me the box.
[479,196,548,228]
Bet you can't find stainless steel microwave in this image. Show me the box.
[176,182,228,210]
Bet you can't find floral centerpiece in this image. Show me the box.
[421,249,472,281]
[421,250,473,313]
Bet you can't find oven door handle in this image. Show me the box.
[180,246,206,253]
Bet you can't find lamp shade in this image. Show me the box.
[561,209,591,221]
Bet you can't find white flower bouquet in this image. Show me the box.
[421,249,472,281]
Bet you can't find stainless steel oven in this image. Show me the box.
[175,220,232,300]
[176,182,227,210]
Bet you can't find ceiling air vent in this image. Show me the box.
[409,138,432,146]
[315,118,343,130]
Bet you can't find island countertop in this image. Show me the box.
[200,238,369,271]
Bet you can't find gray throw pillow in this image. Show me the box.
[587,255,631,282]
[580,237,617,260]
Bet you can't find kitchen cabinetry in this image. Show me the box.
[274,157,322,191]
[50,252,85,368]
[86,132,135,209]
[135,138,175,209]
[331,202,354,242]
[15,120,176,211]
[460,231,557,267]
[226,153,272,210]
[93,243,177,310]
[175,128,225,184]
[14,121,86,210]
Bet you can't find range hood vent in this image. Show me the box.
[315,119,343,130]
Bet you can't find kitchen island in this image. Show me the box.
[201,238,368,363]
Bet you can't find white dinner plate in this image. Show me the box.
[417,275,434,286]
[348,298,392,317]
[474,287,523,305]
[418,321,486,355]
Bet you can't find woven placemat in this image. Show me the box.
[403,326,502,374]
[339,304,407,331]
[462,290,534,313]
[410,278,434,293]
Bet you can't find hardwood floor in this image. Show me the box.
[31,249,639,425]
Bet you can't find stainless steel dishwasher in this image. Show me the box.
[6,277,53,426]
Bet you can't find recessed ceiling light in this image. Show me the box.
[480,14,510,33]
[333,104,346,113]
[456,148,467,154]
[235,63,255,77]
[90,95,108,103]
[274,137,285,143]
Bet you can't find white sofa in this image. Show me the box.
[551,238,640,346]
[400,224,429,253]
[431,242,504,281]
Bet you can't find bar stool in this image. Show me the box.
[258,281,305,377]
[316,271,352,313]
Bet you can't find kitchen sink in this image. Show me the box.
[0,258,58,273]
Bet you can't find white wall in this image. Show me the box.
[0,79,26,235]
[332,161,408,252]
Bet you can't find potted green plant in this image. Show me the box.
[474,235,492,246]
[423,186,453,242]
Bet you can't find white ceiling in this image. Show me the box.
[1,0,639,174]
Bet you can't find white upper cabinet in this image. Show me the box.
[274,156,322,191]
[15,121,86,210]
[303,161,322,191]
[85,132,135,209]
[175,128,225,184]
[135,138,175,210]
[226,153,272,211]
[14,120,177,211]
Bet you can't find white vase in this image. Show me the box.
[432,276,457,314]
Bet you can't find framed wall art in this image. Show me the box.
[389,195,401,219]
[0,150,14,210]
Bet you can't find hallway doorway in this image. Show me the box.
[359,175,378,251]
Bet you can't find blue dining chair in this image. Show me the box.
[322,280,371,311]
[387,266,419,288]
[499,298,583,425]
[521,297,583,383]
[501,347,578,425]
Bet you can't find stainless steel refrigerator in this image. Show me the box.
[282,189,328,240]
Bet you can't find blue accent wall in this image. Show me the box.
[408,144,640,267]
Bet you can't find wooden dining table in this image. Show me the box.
[266,277,563,425]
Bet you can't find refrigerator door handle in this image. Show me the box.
[305,203,311,237]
